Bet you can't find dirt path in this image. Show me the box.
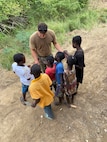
[0,2,107,142]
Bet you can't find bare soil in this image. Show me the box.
[0,1,107,142]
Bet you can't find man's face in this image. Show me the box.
[38,31,46,38]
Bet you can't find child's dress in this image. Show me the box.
[63,66,77,96]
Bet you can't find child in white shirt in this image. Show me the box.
[12,53,34,105]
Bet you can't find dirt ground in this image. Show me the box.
[0,1,107,142]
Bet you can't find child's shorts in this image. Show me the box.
[22,84,29,94]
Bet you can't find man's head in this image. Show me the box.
[38,23,48,34]
[31,64,41,78]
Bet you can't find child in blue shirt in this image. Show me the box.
[55,52,65,105]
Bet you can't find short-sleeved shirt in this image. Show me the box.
[29,74,54,108]
[74,49,85,68]
[29,29,57,57]
[56,62,64,84]
[12,62,34,85]
[64,67,77,95]
[45,64,56,81]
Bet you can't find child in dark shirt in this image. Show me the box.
[72,35,85,90]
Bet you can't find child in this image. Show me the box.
[29,64,54,120]
[64,55,77,108]
[45,55,56,91]
[72,35,85,90]
[55,51,65,105]
[12,53,34,105]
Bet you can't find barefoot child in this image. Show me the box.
[29,64,54,120]
[64,55,77,108]
[72,35,85,90]
[55,52,65,105]
[12,53,34,105]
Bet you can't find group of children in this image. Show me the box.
[12,35,85,120]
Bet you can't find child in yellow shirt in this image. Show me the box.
[29,64,54,120]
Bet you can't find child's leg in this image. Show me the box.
[44,104,54,120]
[22,84,29,101]
[71,92,77,104]
[76,82,79,90]
[22,93,26,101]
[66,95,70,104]
[55,84,65,105]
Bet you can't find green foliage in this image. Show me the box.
[68,9,100,30]
[0,31,31,70]
[0,0,22,21]
[78,0,89,8]
[27,0,84,23]
[99,8,107,23]
[0,45,24,70]
[15,30,32,49]
[1,0,107,70]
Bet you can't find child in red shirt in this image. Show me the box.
[45,55,56,91]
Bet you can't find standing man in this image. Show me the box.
[29,22,63,72]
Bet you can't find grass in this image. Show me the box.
[0,6,106,70]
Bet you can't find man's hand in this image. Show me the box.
[34,60,40,65]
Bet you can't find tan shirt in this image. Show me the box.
[29,29,57,56]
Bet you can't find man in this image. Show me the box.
[29,22,63,72]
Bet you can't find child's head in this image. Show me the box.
[46,55,54,66]
[66,55,76,70]
[31,64,41,78]
[72,35,82,48]
[13,53,25,65]
[55,52,65,62]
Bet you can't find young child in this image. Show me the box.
[45,55,56,91]
[72,35,85,90]
[55,51,65,105]
[12,53,34,105]
[29,64,54,120]
[64,55,77,108]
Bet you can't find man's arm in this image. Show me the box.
[30,48,39,64]
[53,42,63,52]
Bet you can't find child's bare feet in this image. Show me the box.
[20,97,26,105]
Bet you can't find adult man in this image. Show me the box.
[29,22,63,72]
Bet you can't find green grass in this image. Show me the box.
[0,6,106,70]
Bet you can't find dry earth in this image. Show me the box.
[0,1,107,142]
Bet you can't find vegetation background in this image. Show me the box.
[0,1,107,142]
[0,0,107,70]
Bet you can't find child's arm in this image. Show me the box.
[31,98,40,107]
